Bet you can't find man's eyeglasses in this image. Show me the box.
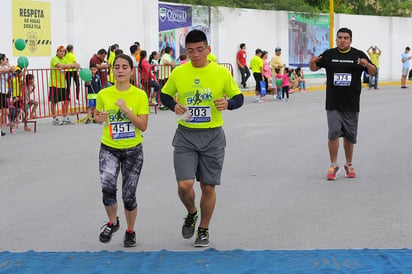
[186,46,207,54]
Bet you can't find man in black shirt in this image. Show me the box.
[309,27,376,181]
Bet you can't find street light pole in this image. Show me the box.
[330,0,334,48]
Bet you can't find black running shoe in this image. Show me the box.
[99,217,120,243]
[123,231,136,247]
[1,131,5,136]
[182,210,198,239]
[194,228,210,247]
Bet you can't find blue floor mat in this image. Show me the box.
[2,248,412,273]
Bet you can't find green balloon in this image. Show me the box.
[79,68,92,81]
[17,56,29,68]
[14,38,26,51]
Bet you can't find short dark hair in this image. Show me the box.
[66,44,74,52]
[255,48,262,55]
[130,44,138,54]
[337,27,352,39]
[164,46,173,54]
[97,49,107,55]
[240,43,246,49]
[406,47,411,51]
[89,63,97,69]
[185,29,208,45]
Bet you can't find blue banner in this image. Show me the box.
[159,4,192,32]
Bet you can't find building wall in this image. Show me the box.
[1,0,412,84]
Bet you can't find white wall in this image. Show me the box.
[2,0,412,84]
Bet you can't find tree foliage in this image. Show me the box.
[161,0,412,17]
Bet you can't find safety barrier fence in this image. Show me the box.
[0,63,233,132]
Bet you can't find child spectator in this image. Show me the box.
[295,67,306,92]
[262,51,271,98]
[24,74,39,119]
[282,67,291,102]
[289,68,298,93]
[11,66,31,132]
[178,54,188,65]
[84,63,102,124]
[274,68,283,100]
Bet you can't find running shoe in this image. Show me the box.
[99,217,120,243]
[194,228,210,247]
[326,165,340,181]
[1,131,5,136]
[62,118,73,125]
[52,118,60,125]
[182,210,198,239]
[123,231,136,247]
[344,164,357,178]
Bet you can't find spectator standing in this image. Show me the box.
[159,46,175,87]
[236,43,250,88]
[138,50,161,105]
[84,63,102,124]
[107,44,119,85]
[249,48,264,103]
[401,46,410,88]
[160,29,244,248]
[134,42,141,64]
[90,49,110,88]
[129,44,139,85]
[49,45,79,125]
[271,47,285,89]
[24,73,39,119]
[282,67,291,102]
[95,54,149,247]
[295,67,306,92]
[11,66,30,132]
[274,68,283,100]
[0,53,12,136]
[367,46,381,89]
[262,50,271,97]
[309,27,376,180]
[65,44,80,101]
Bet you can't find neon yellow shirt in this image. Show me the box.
[96,85,149,149]
[161,62,241,129]
[108,52,116,83]
[49,56,67,88]
[65,52,77,72]
[368,52,380,68]
[12,77,22,97]
[207,53,217,62]
[249,55,263,73]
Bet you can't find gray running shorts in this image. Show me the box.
[172,125,226,185]
[327,110,359,144]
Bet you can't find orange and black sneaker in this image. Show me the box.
[326,165,340,181]
[344,164,356,178]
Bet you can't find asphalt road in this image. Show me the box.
[1,86,412,252]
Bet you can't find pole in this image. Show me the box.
[330,0,334,48]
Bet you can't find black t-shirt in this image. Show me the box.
[317,47,373,112]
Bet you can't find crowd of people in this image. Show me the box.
[0,53,39,136]
[236,44,307,103]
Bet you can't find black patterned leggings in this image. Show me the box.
[99,143,144,211]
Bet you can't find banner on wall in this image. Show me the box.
[288,13,330,68]
[12,0,51,57]
[158,3,210,61]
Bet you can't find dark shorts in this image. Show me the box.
[88,99,96,108]
[172,125,226,185]
[49,87,69,103]
[327,110,359,144]
[0,93,8,109]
